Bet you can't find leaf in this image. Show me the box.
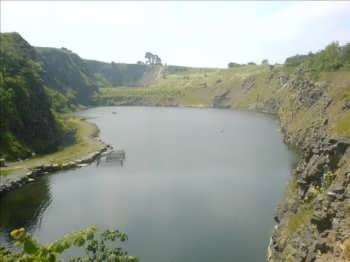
[73,236,85,247]
[10,228,26,240]
[48,253,57,262]
[23,238,39,254]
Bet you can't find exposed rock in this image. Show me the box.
[212,90,231,108]
[342,100,350,111]
[0,145,109,197]
[241,76,255,92]
[311,210,332,232]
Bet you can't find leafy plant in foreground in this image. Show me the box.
[0,226,138,262]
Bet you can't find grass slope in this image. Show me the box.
[1,117,105,176]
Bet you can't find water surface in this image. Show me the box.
[0,107,295,261]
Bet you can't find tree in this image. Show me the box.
[228,62,240,68]
[144,52,162,65]
[154,55,162,65]
[145,52,153,64]
[262,59,269,65]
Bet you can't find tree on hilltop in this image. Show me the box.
[144,52,162,65]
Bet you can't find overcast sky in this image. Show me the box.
[1,1,350,68]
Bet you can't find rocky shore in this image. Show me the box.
[267,136,350,261]
[99,67,350,261]
[0,144,113,197]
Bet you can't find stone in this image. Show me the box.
[0,158,6,167]
[326,191,337,199]
[311,210,333,232]
[342,101,350,111]
[332,186,345,194]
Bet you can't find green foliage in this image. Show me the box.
[144,52,162,65]
[0,33,63,160]
[36,47,98,106]
[44,87,76,113]
[0,132,31,160]
[286,207,313,238]
[333,114,350,138]
[261,59,269,65]
[0,226,138,262]
[84,60,154,87]
[322,171,336,189]
[285,42,350,72]
[227,62,241,68]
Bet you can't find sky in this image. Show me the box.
[1,1,350,68]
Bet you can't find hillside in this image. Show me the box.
[0,33,64,160]
[0,33,160,160]
[36,47,98,111]
[1,32,349,261]
[96,42,350,261]
[84,59,161,87]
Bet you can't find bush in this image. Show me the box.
[0,226,138,262]
[285,42,350,72]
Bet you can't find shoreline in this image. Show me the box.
[0,117,112,197]
[0,105,276,197]
[1,104,348,260]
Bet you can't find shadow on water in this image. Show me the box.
[0,149,126,245]
[0,177,52,244]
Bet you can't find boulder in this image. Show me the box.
[311,210,333,232]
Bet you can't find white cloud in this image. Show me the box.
[1,1,349,67]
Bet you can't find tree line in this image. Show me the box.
[285,42,350,71]
[137,52,162,65]
[227,59,269,68]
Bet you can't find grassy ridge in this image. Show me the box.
[97,65,270,106]
[1,117,105,175]
[96,62,350,140]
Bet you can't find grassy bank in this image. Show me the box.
[0,117,105,177]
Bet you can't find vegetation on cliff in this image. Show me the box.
[0,33,64,160]
[0,32,159,161]
[285,42,350,72]
[84,59,159,88]
[36,47,98,110]
[93,42,350,261]
[1,31,349,261]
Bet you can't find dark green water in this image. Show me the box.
[0,107,295,261]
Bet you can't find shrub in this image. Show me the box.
[0,226,138,262]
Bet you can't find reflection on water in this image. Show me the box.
[0,107,296,261]
[0,177,51,244]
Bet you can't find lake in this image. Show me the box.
[0,106,296,261]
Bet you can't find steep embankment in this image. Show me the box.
[36,47,99,111]
[36,47,163,112]
[0,33,64,160]
[84,59,162,87]
[0,32,160,161]
[96,44,350,261]
[1,32,349,260]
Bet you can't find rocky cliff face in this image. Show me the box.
[36,47,99,107]
[219,67,350,261]
[97,65,350,261]
[1,32,349,259]
[265,74,350,262]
